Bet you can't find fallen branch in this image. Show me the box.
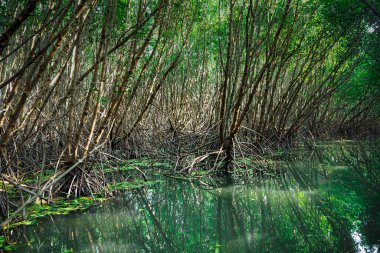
[1,175,51,203]
[1,144,103,227]
[180,150,224,174]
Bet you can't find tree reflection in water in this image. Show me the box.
[10,141,380,253]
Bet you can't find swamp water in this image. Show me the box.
[6,141,380,252]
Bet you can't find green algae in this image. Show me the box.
[109,179,162,191]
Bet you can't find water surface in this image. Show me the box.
[9,141,380,252]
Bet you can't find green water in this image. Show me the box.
[7,141,380,252]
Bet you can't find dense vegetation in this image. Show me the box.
[0,0,379,227]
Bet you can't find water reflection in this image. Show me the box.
[9,141,380,252]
